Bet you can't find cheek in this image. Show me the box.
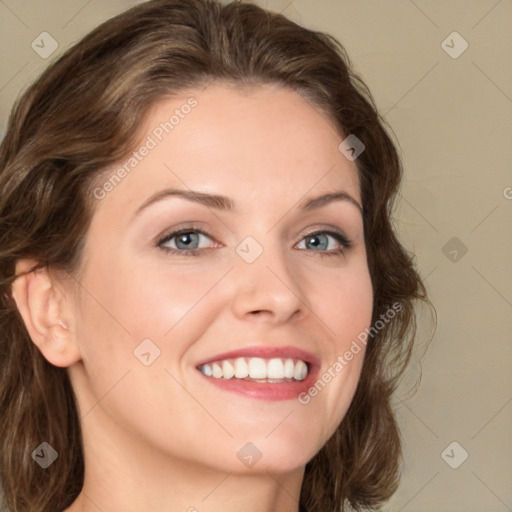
[304,262,373,426]
[119,261,229,351]
[317,262,374,344]
[73,256,229,382]
[77,255,205,335]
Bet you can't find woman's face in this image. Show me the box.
[68,82,373,474]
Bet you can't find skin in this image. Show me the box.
[12,82,373,512]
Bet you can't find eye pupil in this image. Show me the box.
[177,232,198,249]
[307,234,328,251]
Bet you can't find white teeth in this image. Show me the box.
[248,357,267,379]
[199,356,309,382]
[212,363,223,378]
[234,357,249,378]
[267,358,284,379]
[222,360,235,379]
[283,358,295,379]
[293,360,308,381]
[201,363,213,377]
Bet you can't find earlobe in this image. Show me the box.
[11,259,81,368]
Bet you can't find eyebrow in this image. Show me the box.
[133,188,363,217]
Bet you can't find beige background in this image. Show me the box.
[1,1,511,511]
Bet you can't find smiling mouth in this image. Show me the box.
[197,356,309,382]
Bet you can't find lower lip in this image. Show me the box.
[197,366,319,401]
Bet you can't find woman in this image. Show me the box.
[0,1,432,511]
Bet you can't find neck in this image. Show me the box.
[64,401,305,512]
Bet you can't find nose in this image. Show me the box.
[230,240,307,325]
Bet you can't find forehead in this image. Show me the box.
[94,82,361,214]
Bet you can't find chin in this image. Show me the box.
[225,434,320,475]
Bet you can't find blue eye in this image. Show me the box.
[158,228,214,256]
[157,227,351,257]
[296,230,351,256]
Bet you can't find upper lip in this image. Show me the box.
[195,345,321,370]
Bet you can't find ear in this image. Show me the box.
[10,259,82,367]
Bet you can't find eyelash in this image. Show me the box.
[156,225,352,258]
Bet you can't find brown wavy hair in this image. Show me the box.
[0,1,433,511]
